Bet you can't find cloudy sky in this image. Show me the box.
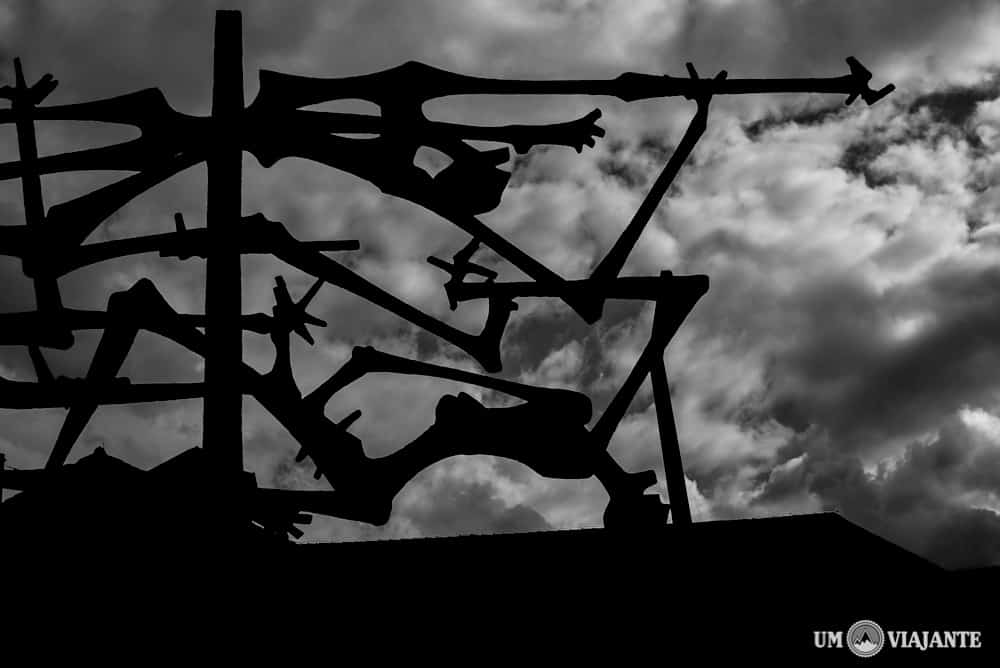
[2,0,1000,569]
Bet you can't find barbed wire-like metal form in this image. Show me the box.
[0,10,894,542]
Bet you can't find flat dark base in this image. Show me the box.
[4,513,996,661]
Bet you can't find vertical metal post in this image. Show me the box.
[204,11,245,484]
[650,357,692,524]
[11,59,67,341]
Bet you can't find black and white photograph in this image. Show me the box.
[0,1,997,660]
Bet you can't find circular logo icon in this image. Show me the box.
[847,620,885,658]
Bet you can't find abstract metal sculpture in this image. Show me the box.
[0,10,893,543]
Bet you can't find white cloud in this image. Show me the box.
[959,406,1000,444]
[520,339,584,388]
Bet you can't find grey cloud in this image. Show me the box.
[399,474,552,538]
[1,0,327,107]
[744,103,847,141]
[920,507,1000,569]
[844,79,1000,186]
[673,0,997,86]
[767,260,1000,450]
[755,417,1000,568]
[839,137,898,189]
[503,304,590,375]
[908,78,1000,130]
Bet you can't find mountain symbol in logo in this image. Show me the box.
[847,620,885,657]
[854,631,878,653]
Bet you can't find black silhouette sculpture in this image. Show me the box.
[0,10,896,549]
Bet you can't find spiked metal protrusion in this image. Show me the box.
[272,275,327,345]
[428,238,498,310]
